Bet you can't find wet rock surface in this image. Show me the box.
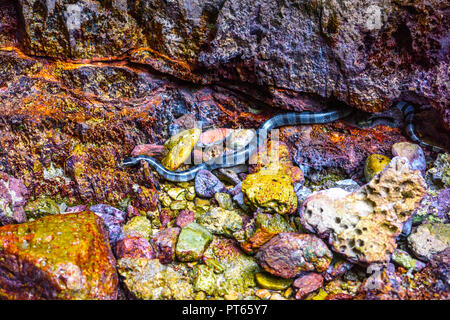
[12,0,450,129]
[0,0,448,301]
[0,211,118,299]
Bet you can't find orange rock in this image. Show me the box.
[0,211,118,300]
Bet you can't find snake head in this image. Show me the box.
[120,157,140,168]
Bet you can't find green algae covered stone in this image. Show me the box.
[364,154,390,182]
[194,238,259,297]
[117,258,194,300]
[175,222,213,262]
[24,196,60,219]
[0,211,118,299]
[255,272,293,290]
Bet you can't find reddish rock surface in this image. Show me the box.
[151,227,181,264]
[130,144,166,158]
[8,0,448,130]
[255,232,333,279]
[115,236,154,260]
[0,211,118,300]
[175,210,195,229]
[293,273,324,300]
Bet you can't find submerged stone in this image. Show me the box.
[117,258,194,300]
[175,222,213,262]
[194,238,259,297]
[0,172,28,225]
[255,272,293,290]
[197,207,243,237]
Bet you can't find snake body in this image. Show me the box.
[395,101,443,153]
[122,102,440,182]
[122,107,352,181]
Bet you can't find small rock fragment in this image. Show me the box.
[197,207,243,237]
[195,169,226,198]
[392,142,426,173]
[293,273,324,300]
[162,128,201,170]
[115,236,154,260]
[391,248,426,271]
[175,209,194,228]
[151,227,181,264]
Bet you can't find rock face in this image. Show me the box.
[255,232,333,279]
[14,0,449,128]
[151,227,180,264]
[300,157,426,264]
[0,211,118,300]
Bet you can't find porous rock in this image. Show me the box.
[300,157,426,264]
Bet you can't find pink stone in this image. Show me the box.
[175,209,194,228]
[293,273,324,299]
[130,144,165,157]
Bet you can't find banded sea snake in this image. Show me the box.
[122,102,443,182]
